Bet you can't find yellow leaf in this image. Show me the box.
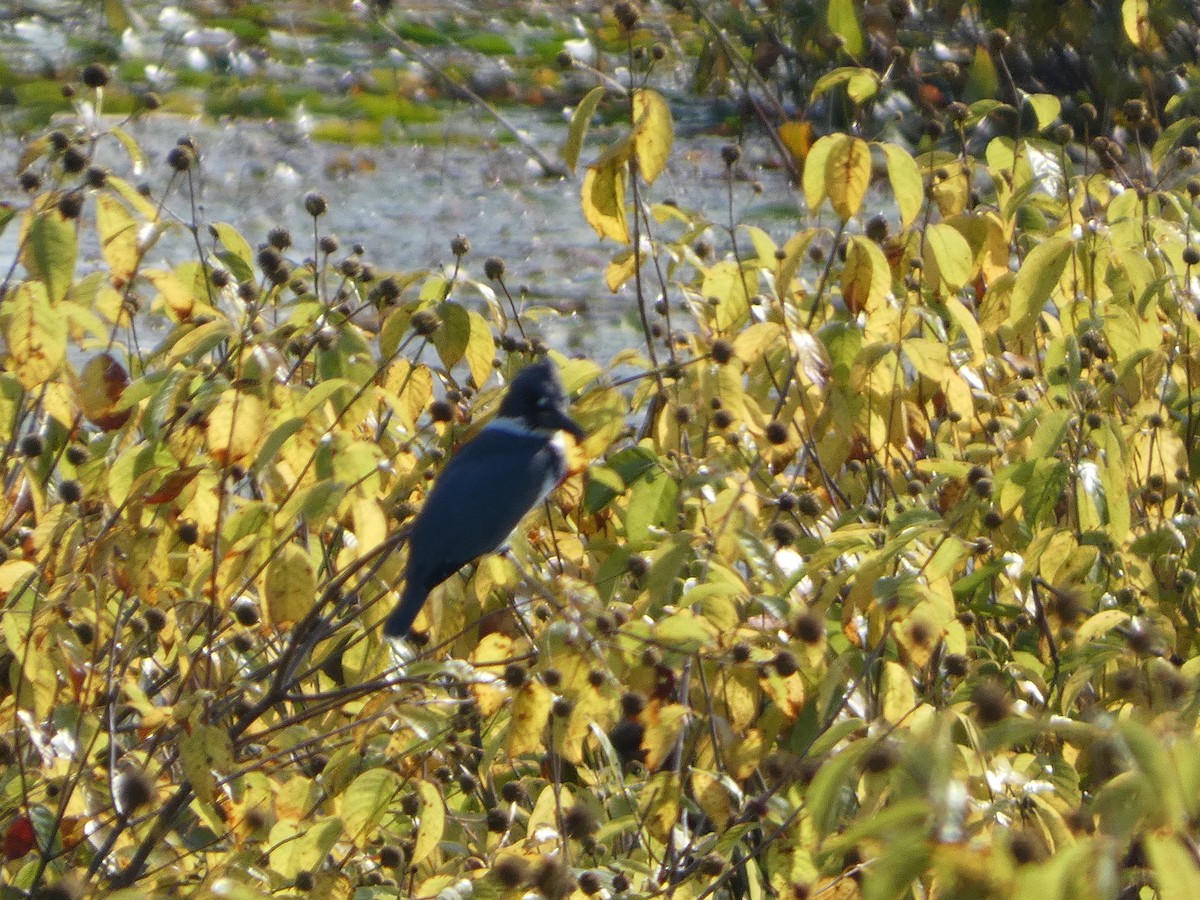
[96,194,139,284]
[582,157,629,243]
[643,703,688,771]
[561,686,616,764]
[840,235,891,314]
[632,88,674,185]
[702,259,753,331]
[351,497,387,555]
[879,142,923,229]
[802,133,842,213]
[922,222,975,293]
[4,281,66,389]
[508,681,552,756]
[880,660,916,724]
[264,543,316,626]
[0,560,37,600]
[605,248,639,292]
[411,781,445,867]
[641,772,682,841]
[207,390,267,466]
[778,120,812,167]
[471,633,515,717]
[144,268,196,322]
[181,723,233,802]
[826,135,871,220]
[1122,0,1154,48]
[464,309,496,389]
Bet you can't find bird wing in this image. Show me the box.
[404,429,565,598]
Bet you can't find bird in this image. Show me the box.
[383,358,586,638]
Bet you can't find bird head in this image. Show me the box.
[494,358,585,441]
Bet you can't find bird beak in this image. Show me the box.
[553,406,586,442]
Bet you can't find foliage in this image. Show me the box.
[4,2,1200,899]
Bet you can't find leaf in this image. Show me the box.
[1024,94,1061,132]
[826,136,871,221]
[1147,833,1200,899]
[811,67,879,103]
[880,660,916,724]
[582,156,630,243]
[463,310,496,389]
[802,134,841,214]
[95,194,139,285]
[22,208,76,304]
[271,817,342,879]
[78,352,131,431]
[210,222,255,283]
[625,463,678,549]
[632,88,673,185]
[181,724,233,802]
[264,543,316,626]
[880,142,923,229]
[411,781,445,867]
[508,681,552,756]
[4,281,66,389]
[1007,235,1073,330]
[562,85,605,174]
[702,260,753,331]
[144,269,196,322]
[432,301,470,371]
[643,704,688,771]
[1153,116,1200,168]
[1122,0,1153,48]
[840,235,890,314]
[923,222,975,293]
[777,120,812,166]
[826,0,864,56]
[965,45,1000,103]
[342,769,401,844]
[207,391,267,467]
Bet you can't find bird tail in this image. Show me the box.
[383,583,426,638]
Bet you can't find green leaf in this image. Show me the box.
[965,45,1000,103]
[1024,94,1061,132]
[562,86,605,174]
[1152,116,1199,167]
[826,0,864,56]
[23,208,77,304]
[211,222,256,283]
[624,463,677,549]
[342,769,401,844]
[1007,234,1073,330]
[811,67,879,104]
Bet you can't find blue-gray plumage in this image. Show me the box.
[384,359,585,638]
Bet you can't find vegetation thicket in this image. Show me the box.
[4,0,1200,897]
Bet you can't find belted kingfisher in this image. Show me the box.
[383,358,586,638]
